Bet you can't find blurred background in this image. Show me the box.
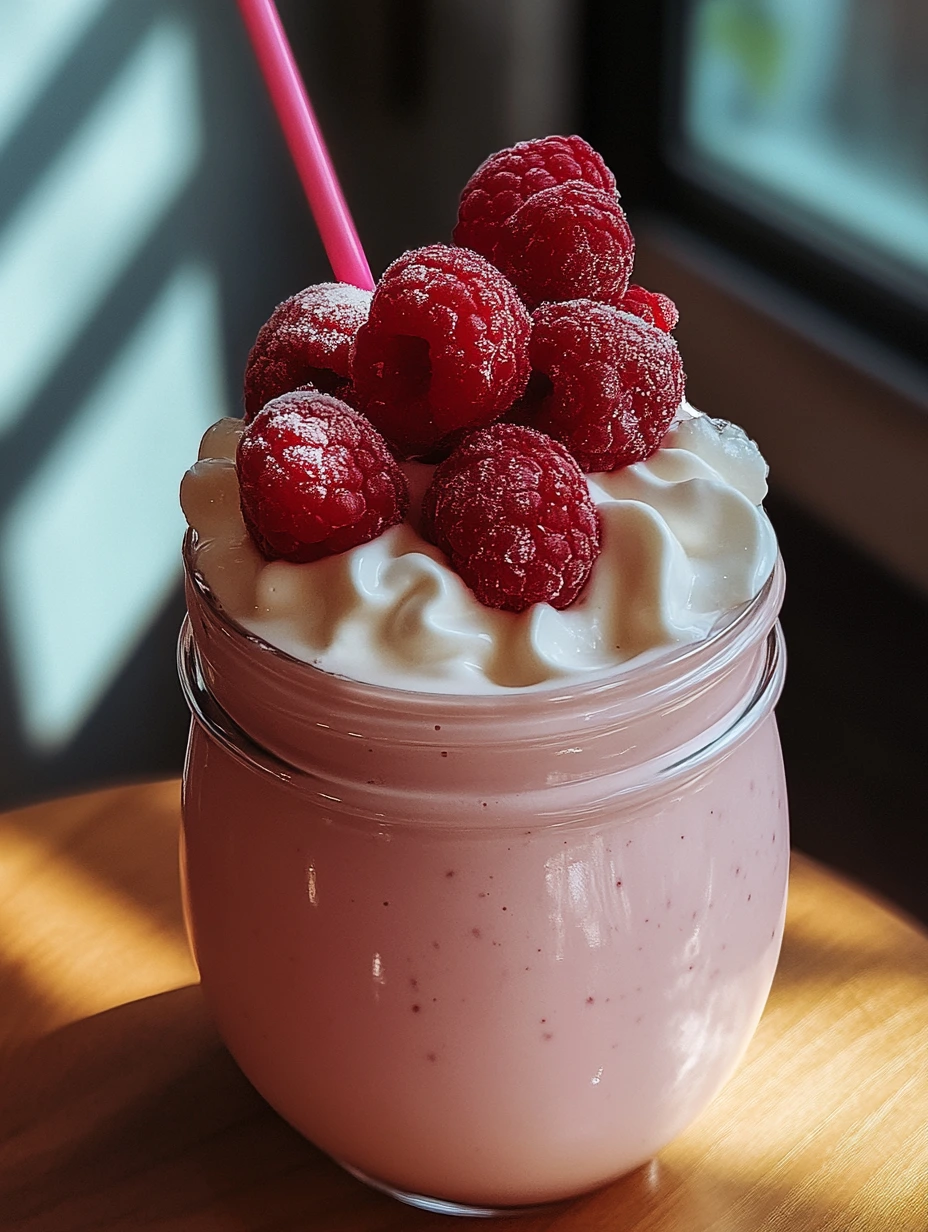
[0,1,925,919]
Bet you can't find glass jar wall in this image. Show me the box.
[179,554,787,1214]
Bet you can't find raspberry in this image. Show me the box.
[350,245,531,458]
[421,424,601,612]
[453,135,617,265]
[618,284,679,332]
[243,283,372,420]
[236,390,408,562]
[492,182,635,311]
[515,299,685,472]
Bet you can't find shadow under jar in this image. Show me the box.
[178,540,788,1216]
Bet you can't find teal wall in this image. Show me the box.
[0,0,325,805]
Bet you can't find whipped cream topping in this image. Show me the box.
[180,408,776,692]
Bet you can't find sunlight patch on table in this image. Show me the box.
[0,820,196,1021]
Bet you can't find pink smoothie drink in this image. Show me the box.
[179,550,787,1209]
[179,130,788,1212]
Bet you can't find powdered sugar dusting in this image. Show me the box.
[494,182,634,310]
[350,245,531,457]
[520,300,684,471]
[243,282,372,418]
[454,134,616,262]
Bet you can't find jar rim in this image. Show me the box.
[182,529,785,714]
[178,614,786,824]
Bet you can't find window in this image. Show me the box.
[679,0,928,302]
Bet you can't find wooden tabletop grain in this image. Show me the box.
[1,781,926,1231]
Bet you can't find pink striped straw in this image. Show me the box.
[236,0,375,291]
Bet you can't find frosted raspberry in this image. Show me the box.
[618,284,679,332]
[351,245,531,458]
[236,390,408,562]
[492,182,635,310]
[453,135,617,265]
[516,300,685,472]
[243,283,372,420]
[421,424,601,612]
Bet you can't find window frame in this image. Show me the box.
[582,0,928,365]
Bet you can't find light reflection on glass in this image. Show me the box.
[568,856,605,950]
[371,952,386,984]
[672,1005,718,1087]
[545,836,613,957]
[306,863,318,906]
[683,927,702,966]
[544,850,568,961]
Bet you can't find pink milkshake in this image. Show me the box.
[179,136,787,1213]
[180,552,785,1210]
[179,434,786,1210]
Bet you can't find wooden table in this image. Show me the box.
[1,781,926,1231]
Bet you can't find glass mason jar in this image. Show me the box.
[178,538,788,1216]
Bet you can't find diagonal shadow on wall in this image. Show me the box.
[0,0,325,808]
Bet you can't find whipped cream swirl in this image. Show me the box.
[180,408,776,692]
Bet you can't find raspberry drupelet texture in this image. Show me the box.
[492,182,635,311]
[515,299,685,472]
[243,282,372,421]
[236,390,408,562]
[421,423,601,613]
[350,245,532,458]
[453,134,616,266]
[618,284,679,332]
